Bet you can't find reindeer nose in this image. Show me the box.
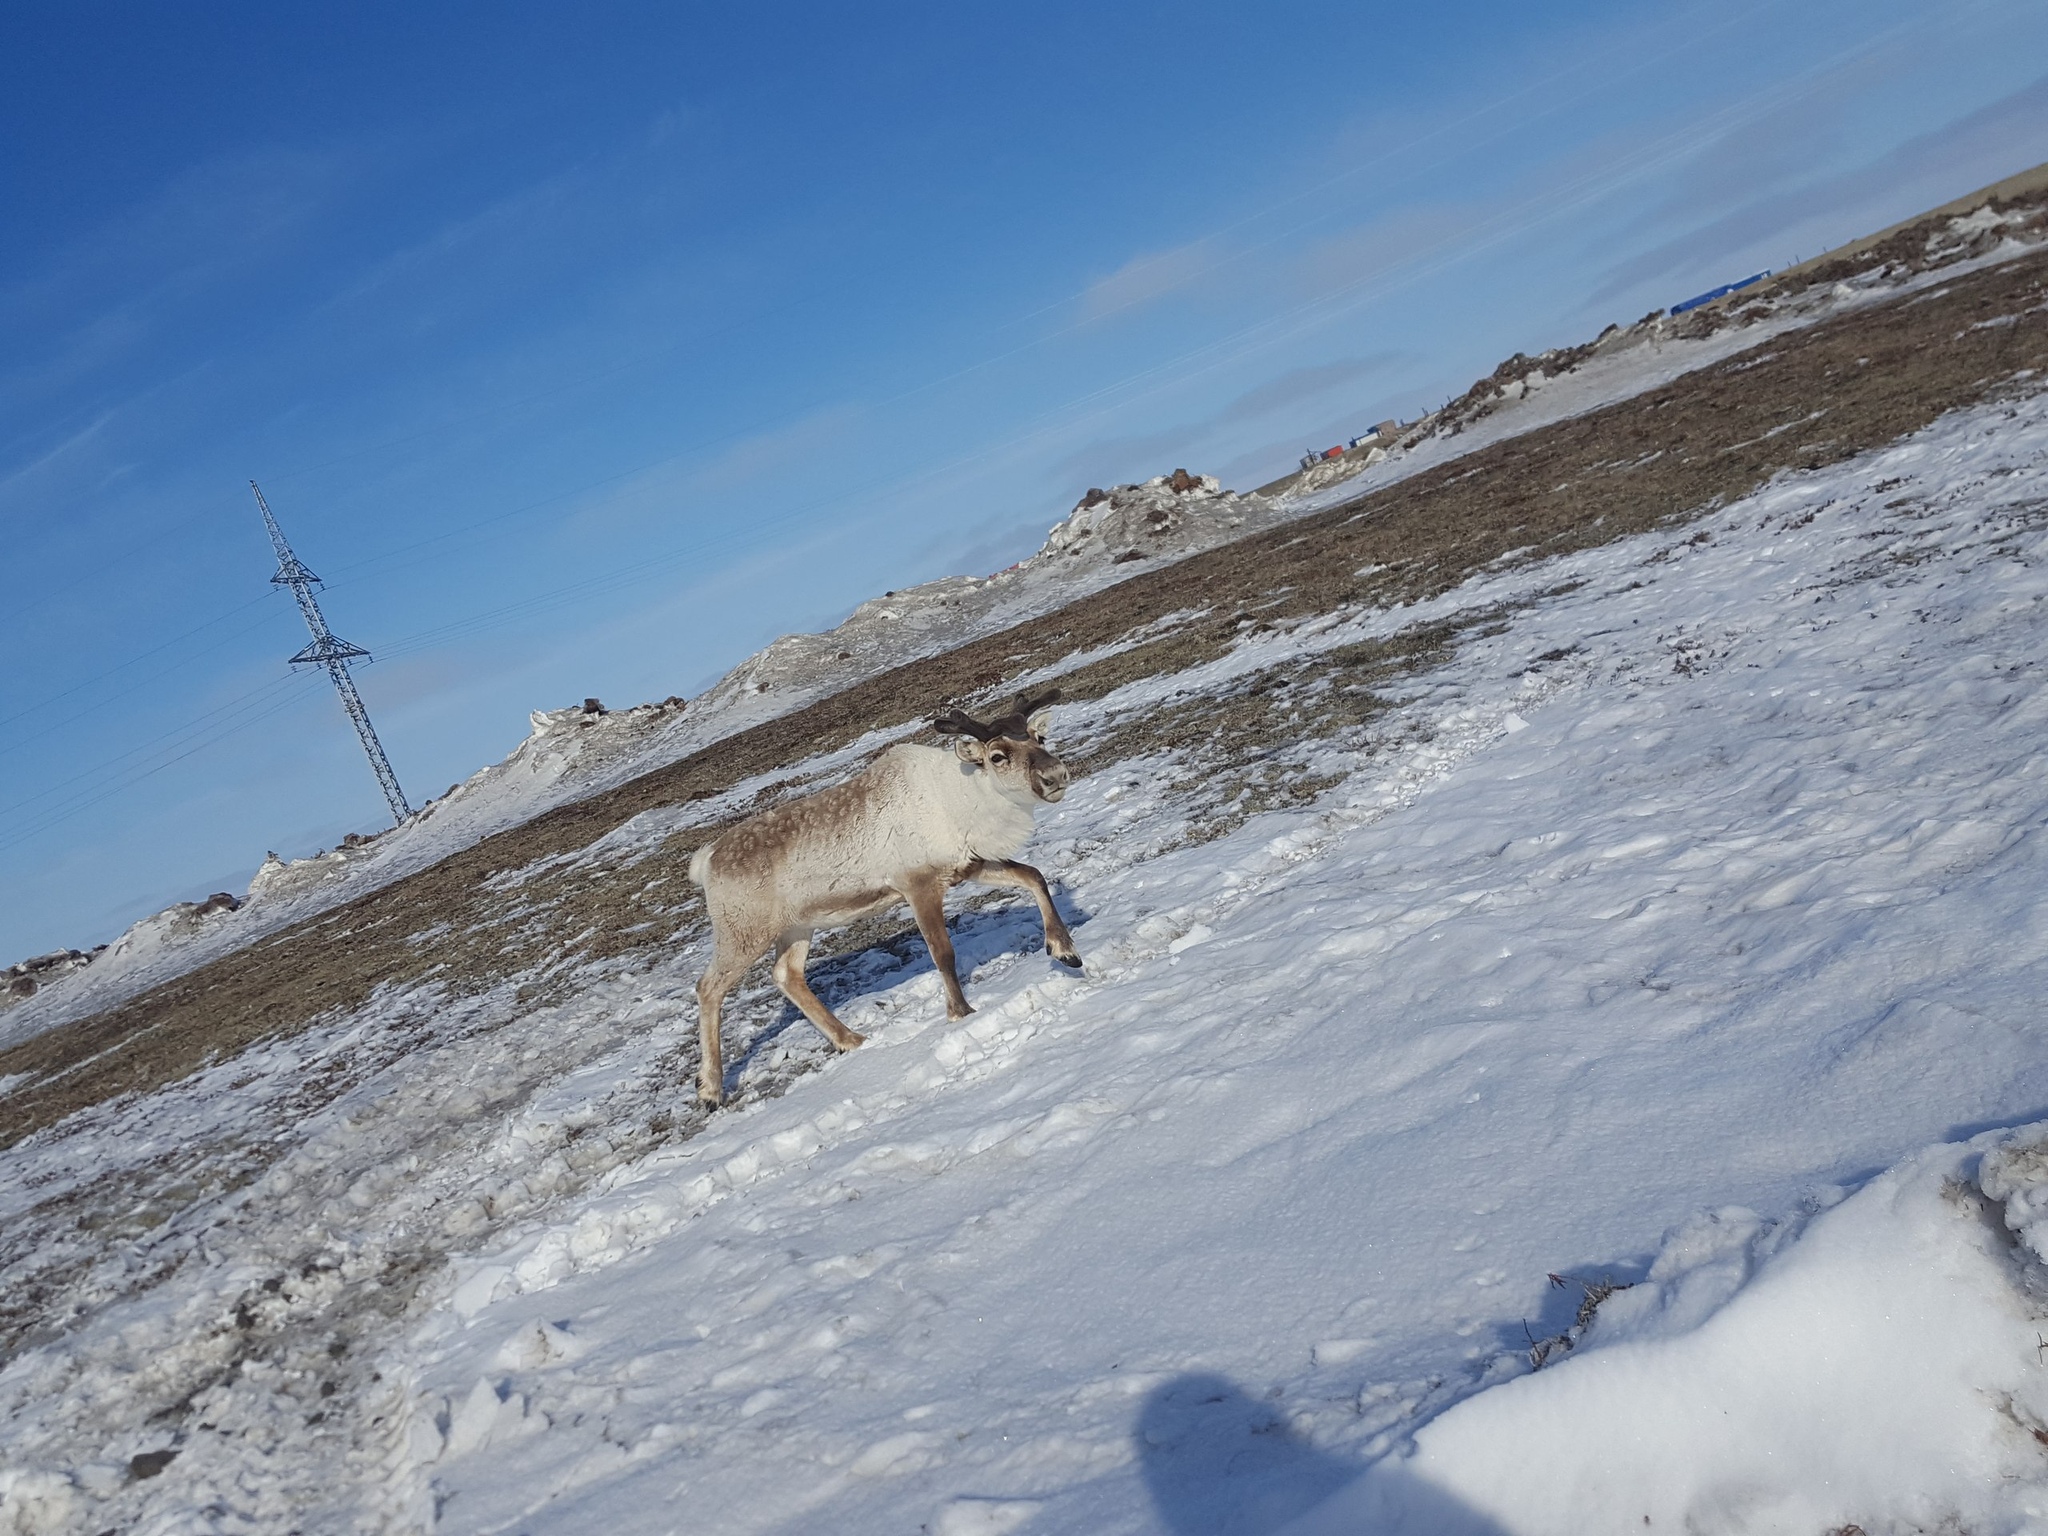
[1038,760,1069,802]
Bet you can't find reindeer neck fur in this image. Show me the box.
[877,743,1039,867]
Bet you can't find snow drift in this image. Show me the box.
[1288,1124,2048,1536]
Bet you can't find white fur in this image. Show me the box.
[688,744,1042,916]
[686,723,1075,1106]
[856,743,1041,870]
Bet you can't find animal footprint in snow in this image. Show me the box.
[493,1318,589,1370]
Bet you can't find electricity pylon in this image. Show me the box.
[251,482,413,825]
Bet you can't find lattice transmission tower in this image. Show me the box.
[251,482,413,825]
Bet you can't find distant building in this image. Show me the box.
[1302,419,1404,472]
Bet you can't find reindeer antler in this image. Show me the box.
[935,688,1060,742]
[931,707,997,741]
[1009,687,1061,719]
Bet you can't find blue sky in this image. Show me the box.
[6,0,2048,963]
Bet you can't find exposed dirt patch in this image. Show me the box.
[5,247,2047,1150]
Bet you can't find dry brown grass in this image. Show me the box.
[4,244,2046,1148]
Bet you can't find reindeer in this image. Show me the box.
[686,689,1079,1106]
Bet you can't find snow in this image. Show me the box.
[7,247,2048,1532]
[13,216,2042,1044]
[380,378,2048,1534]
[11,366,2048,1534]
[1285,1127,2048,1535]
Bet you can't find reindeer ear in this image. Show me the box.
[1025,708,1053,743]
[954,735,985,764]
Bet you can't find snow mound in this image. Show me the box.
[1287,447,1389,498]
[0,895,238,1019]
[695,470,1272,710]
[1038,470,1253,560]
[96,892,240,967]
[1,948,101,1011]
[1265,189,2048,515]
[243,697,692,910]
[1288,1123,2048,1536]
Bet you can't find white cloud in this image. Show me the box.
[1077,240,1215,320]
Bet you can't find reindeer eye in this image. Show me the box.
[989,750,1008,765]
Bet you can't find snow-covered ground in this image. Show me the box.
[1287,1124,2048,1535]
[9,348,2048,1532]
[15,203,2042,1043]
[389,382,2048,1536]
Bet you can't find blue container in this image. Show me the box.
[1670,270,1771,315]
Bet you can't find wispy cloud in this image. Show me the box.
[316,156,587,314]
[1078,240,1216,321]
[0,145,350,408]
[0,411,114,502]
[1044,353,1403,491]
[559,401,867,541]
[1290,203,1492,301]
[1587,71,2048,306]
[1216,355,1403,424]
[683,403,866,498]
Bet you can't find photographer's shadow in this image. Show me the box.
[1134,1373,1509,1536]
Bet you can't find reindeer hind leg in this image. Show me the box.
[694,932,756,1108]
[772,930,866,1052]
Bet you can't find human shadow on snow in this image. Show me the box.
[1134,1373,1511,1536]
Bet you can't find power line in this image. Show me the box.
[0,672,319,853]
[0,598,287,756]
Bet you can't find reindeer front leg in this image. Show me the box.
[965,859,1081,969]
[903,875,974,1018]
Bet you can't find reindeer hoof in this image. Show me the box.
[698,1086,725,1108]
[836,1031,866,1052]
[1055,952,1083,970]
